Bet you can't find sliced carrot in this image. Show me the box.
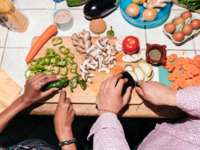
[190,68,199,76]
[172,69,181,78]
[162,60,171,69]
[175,63,182,70]
[186,79,193,87]
[192,77,200,86]
[167,55,174,62]
[182,69,186,73]
[190,64,199,69]
[197,74,200,79]
[170,83,179,90]
[195,60,200,68]
[179,79,187,89]
[186,57,192,63]
[186,70,194,78]
[190,59,196,65]
[180,73,186,79]
[168,74,175,81]
[171,54,178,60]
[172,61,178,65]
[194,55,200,61]
[183,72,190,79]
[174,78,181,86]
[178,57,186,65]
[182,63,190,70]
[168,64,175,72]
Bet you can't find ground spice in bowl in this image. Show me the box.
[149,49,161,61]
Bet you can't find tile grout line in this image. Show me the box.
[0,29,9,67]
[192,35,197,55]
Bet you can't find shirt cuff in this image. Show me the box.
[87,113,124,140]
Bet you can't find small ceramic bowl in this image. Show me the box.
[53,8,73,31]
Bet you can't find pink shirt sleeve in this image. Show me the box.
[87,113,130,150]
[177,86,200,118]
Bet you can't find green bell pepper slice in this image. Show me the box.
[70,53,75,59]
[75,73,79,84]
[42,70,52,74]
[41,77,69,91]
[70,62,78,69]
[50,57,56,64]
[59,46,70,55]
[44,56,50,65]
[69,76,78,92]
[66,56,74,64]
[29,66,42,73]
[46,49,56,57]
[50,64,60,75]
[30,58,39,66]
[60,66,68,76]
[70,68,77,74]
[24,69,35,79]
[56,57,67,67]
[52,37,62,46]
[79,79,86,90]
[37,57,46,65]
[34,63,46,71]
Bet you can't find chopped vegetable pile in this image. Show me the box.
[25,37,86,92]
[178,0,200,11]
[162,54,200,90]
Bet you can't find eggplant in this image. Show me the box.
[84,0,119,20]
[66,0,88,7]
[117,71,140,96]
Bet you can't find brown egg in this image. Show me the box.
[173,17,185,26]
[173,31,185,42]
[181,11,192,20]
[191,19,200,30]
[182,24,193,35]
[165,23,176,34]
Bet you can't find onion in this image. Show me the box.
[141,8,157,22]
[125,4,140,18]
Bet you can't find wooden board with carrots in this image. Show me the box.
[161,53,200,90]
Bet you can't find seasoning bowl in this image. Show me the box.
[146,43,167,65]
[53,8,73,31]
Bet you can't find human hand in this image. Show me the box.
[54,88,75,142]
[135,81,178,106]
[21,73,59,107]
[98,74,132,115]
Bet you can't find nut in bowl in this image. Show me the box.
[163,11,200,44]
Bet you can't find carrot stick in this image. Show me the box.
[190,68,199,76]
[182,63,190,70]
[175,63,182,70]
[171,54,178,60]
[167,55,174,62]
[172,69,181,78]
[168,74,175,81]
[186,79,193,87]
[170,83,179,90]
[179,79,187,89]
[161,60,171,69]
[192,77,200,86]
[25,25,57,63]
[178,57,186,65]
[168,64,175,72]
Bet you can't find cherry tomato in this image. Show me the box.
[122,36,139,54]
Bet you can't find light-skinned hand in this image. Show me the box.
[98,74,132,115]
[21,73,59,107]
[54,88,75,142]
[135,81,178,106]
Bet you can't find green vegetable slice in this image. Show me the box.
[24,69,35,79]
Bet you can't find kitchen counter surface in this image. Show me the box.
[0,0,199,118]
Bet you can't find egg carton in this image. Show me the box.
[163,12,200,44]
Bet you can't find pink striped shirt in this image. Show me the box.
[87,86,200,150]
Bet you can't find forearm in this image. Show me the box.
[0,96,27,133]
[57,127,77,150]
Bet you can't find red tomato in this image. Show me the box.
[122,36,139,54]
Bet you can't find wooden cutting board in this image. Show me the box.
[30,36,143,105]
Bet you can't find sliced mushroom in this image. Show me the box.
[86,45,96,54]
[88,78,93,84]
[79,64,89,74]
[87,73,95,77]
[83,59,91,68]
[96,38,108,51]
[104,54,111,62]
[89,49,99,60]
[87,63,96,70]
[117,35,125,45]
[104,56,116,65]
[98,68,110,74]
[113,43,122,52]
[122,54,142,62]
[80,72,87,81]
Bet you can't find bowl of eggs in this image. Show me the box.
[163,11,200,44]
[119,0,171,29]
